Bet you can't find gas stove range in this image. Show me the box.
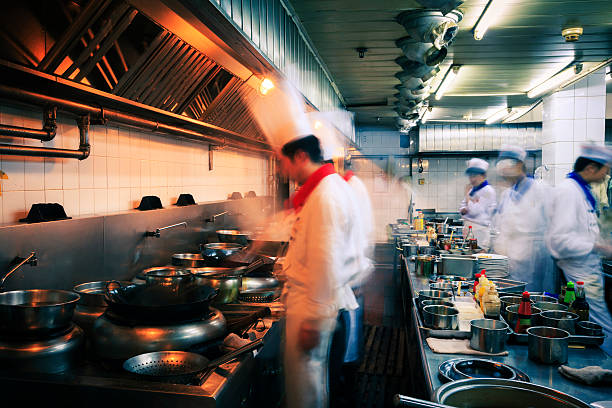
[0,303,282,408]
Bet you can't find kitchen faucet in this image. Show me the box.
[0,252,37,290]
[144,222,187,238]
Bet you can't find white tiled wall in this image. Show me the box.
[0,104,269,224]
[419,123,542,151]
[542,69,607,186]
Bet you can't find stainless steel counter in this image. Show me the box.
[401,255,612,403]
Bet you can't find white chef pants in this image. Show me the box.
[284,313,336,408]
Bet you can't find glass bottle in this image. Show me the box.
[561,282,576,307]
[570,281,590,321]
[483,287,501,319]
[515,291,532,334]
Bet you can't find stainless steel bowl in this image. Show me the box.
[216,229,250,246]
[142,266,194,285]
[73,280,132,333]
[195,275,240,304]
[469,319,509,354]
[576,321,603,336]
[529,294,558,304]
[0,289,80,334]
[422,305,459,330]
[189,266,246,277]
[200,242,244,266]
[429,282,457,291]
[241,277,280,292]
[421,299,454,309]
[534,301,568,312]
[505,305,542,328]
[527,326,569,364]
[418,289,453,304]
[171,253,206,268]
[539,310,579,334]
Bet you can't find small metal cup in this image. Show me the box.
[527,326,569,364]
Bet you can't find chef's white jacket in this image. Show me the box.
[459,183,497,227]
[347,175,374,286]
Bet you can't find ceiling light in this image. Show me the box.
[259,78,275,95]
[527,64,582,98]
[473,0,512,41]
[421,107,433,124]
[434,65,460,100]
[606,66,612,82]
[502,102,541,123]
[485,107,513,125]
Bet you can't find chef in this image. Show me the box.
[492,145,554,292]
[251,84,364,407]
[547,144,612,356]
[459,158,497,251]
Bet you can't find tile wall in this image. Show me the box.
[419,123,542,151]
[0,103,269,225]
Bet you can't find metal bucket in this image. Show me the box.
[416,255,435,277]
[527,326,569,364]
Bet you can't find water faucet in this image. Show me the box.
[145,222,187,238]
[205,211,228,223]
[1,252,37,290]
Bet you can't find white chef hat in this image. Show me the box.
[465,158,489,175]
[308,112,343,161]
[250,82,313,151]
[579,144,612,165]
[498,144,527,162]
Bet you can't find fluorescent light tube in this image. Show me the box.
[485,107,512,125]
[473,0,512,41]
[527,64,581,98]
[434,65,460,100]
[421,107,432,124]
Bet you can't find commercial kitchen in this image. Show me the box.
[0,0,611,407]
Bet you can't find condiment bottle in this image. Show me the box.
[570,281,589,321]
[483,286,501,319]
[473,272,482,299]
[477,276,489,303]
[514,291,532,334]
[561,282,576,307]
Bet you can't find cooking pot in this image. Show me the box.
[403,243,419,257]
[469,319,509,354]
[0,289,80,334]
[534,301,568,312]
[172,253,206,268]
[527,326,569,365]
[505,305,542,328]
[73,281,132,333]
[416,255,435,277]
[422,305,459,330]
[142,267,194,286]
[216,229,250,246]
[418,290,452,305]
[539,310,579,334]
[191,270,241,304]
[201,243,244,266]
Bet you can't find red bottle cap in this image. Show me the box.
[475,273,481,278]
[522,291,530,300]
[577,281,584,285]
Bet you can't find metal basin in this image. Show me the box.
[216,229,250,246]
[422,305,459,330]
[73,280,132,333]
[470,319,509,354]
[418,289,452,304]
[527,326,569,364]
[451,359,517,380]
[429,282,457,292]
[171,253,206,268]
[0,289,80,334]
[241,277,280,291]
[576,321,603,336]
[505,305,542,328]
[201,242,244,266]
[421,299,454,309]
[142,267,194,285]
[534,301,568,312]
[539,310,579,334]
[530,294,557,304]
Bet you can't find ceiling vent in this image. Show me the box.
[395,57,440,81]
[414,0,464,14]
[397,10,460,49]
[396,36,448,67]
[395,71,433,90]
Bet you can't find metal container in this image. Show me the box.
[0,289,80,334]
[500,296,523,319]
[505,305,542,328]
[422,305,459,330]
[241,277,280,292]
[194,275,240,304]
[435,378,591,407]
[539,310,579,334]
[418,246,436,256]
[527,326,569,364]
[576,321,603,336]
[416,255,435,277]
[429,282,457,292]
[534,301,568,312]
[418,290,453,304]
[421,299,454,309]
[402,243,418,257]
[469,319,509,354]
[216,229,250,246]
[73,281,132,333]
[529,295,557,304]
[200,242,244,266]
[439,254,476,278]
[142,267,194,285]
[171,253,206,268]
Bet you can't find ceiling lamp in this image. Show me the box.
[606,66,611,82]
[421,107,433,124]
[473,0,512,41]
[527,64,582,98]
[502,102,540,123]
[434,65,460,100]
[259,78,275,95]
[485,107,513,125]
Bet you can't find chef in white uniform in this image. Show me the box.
[547,144,612,356]
[251,83,364,407]
[459,158,497,251]
[492,145,555,292]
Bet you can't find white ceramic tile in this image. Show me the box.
[552,141,575,165]
[140,160,150,188]
[130,160,140,187]
[25,190,45,209]
[119,157,130,188]
[79,189,94,215]
[62,159,79,189]
[107,157,120,188]
[94,189,107,214]
[549,119,574,142]
[554,86,574,99]
[106,127,120,157]
[130,187,141,208]
[93,156,107,189]
[79,157,94,188]
[2,190,25,223]
[45,189,63,205]
[62,189,79,217]
[586,118,605,143]
[550,96,574,120]
[118,128,131,158]
[91,126,107,156]
[61,118,80,150]
[19,108,40,147]
[541,142,554,165]
[573,97,587,119]
[586,95,606,119]
[119,187,131,211]
[573,119,587,142]
[573,76,588,97]
[24,159,45,190]
[44,158,62,190]
[107,188,120,213]
[1,158,25,191]
[587,70,606,96]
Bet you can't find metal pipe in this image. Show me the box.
[0,106,57,141]
[145,221,187,238]
[1,252,37,291]
[0,84,271,153]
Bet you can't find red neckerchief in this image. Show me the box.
[343,171,354,182]
[291,163,336,211]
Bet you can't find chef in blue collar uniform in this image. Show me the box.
[547,144,612,356]
[459,158,497,251]
[492,145,554,291]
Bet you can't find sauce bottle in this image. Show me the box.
[483,286,501,319]
[570,281,589,321]
[514,291,532,334]
[473,272,482,299]
[561,282,576,307]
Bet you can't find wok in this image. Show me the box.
[105,281,217,321]
[201,243,244,266]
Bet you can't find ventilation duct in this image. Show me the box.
[396,10,460,49]
[394,108,420,121]
[395,57,440,81]
[394,101,423,116]
[396,37,447,67]
[396,117,415,128]
[395,71,432,90]
[414,0,464,14]
[395,87,428,102]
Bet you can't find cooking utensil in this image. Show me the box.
[489,278,527,294]
[201,243,244,266]
[122,338,263,384]
[393,394,453,407]
[73,281,132,333]
[452,358,517,380]
[438,254,476,278]
[469,319,509,354]
[0,289,80,334]
[418,290,453,304]
[422,305,459,330]
[539,310,579,334]
[241,277,280,292]
[416,255,435,276]
[194,274,240,304]
[403,243,419,257]
[527,326,569,364]
[142,267,194,285]
[238,288,279,303]
[421,299,454,310]
[171,253,206,268]
[435,378,591,407]
[534,301,567,312]
[216,229,250,246]
[505,305,542,328]
[437,358,530,383]
[429,282,457,291]
[529,294,557,304]
[576,321,603,336]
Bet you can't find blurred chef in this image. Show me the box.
[547,144,612,356]
[459,158,497,251]
[492,145,554,292]
[251,83,364,407]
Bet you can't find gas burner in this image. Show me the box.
[103,309,216,327]
[91,307,226,360]
[0,323,76,341]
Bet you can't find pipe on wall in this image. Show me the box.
[0,84,271,154]
[0,106,57,141]
[0,114,90,160]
